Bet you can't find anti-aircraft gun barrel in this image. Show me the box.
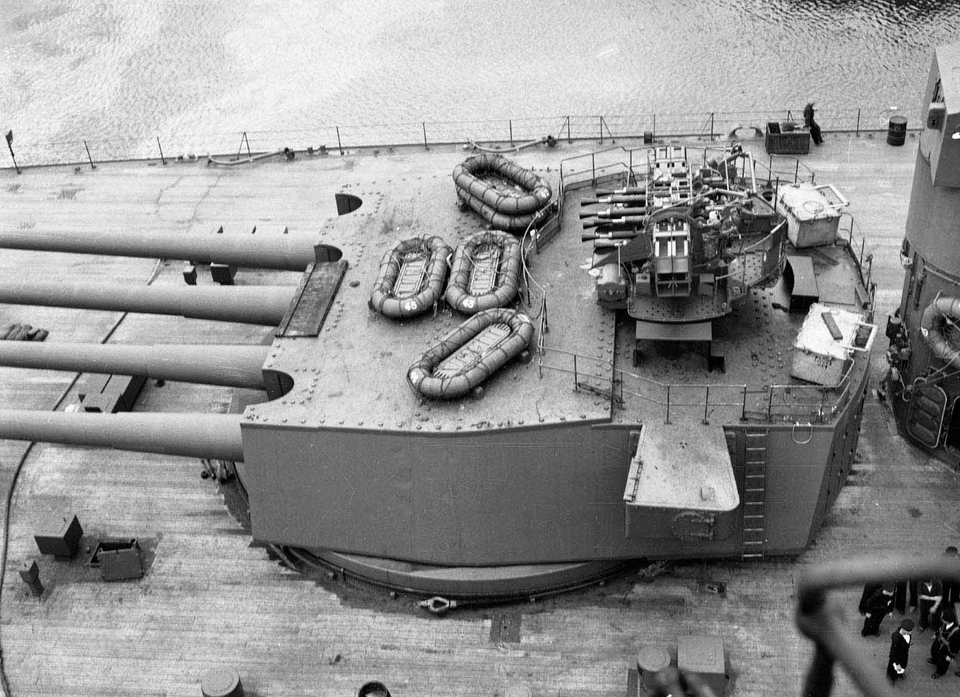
[0,342,270,391]
[581,195,647,206]
[581,231,637,242]
[0,230,319,271]
[581,216,646,229]
[595,187,645,196]
[0,281,293,326]
[0,410,244,461]
[579,207,648,219]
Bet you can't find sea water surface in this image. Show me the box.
[1,0,959,163]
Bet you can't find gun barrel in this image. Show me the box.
[0,281,293,326]
[591,207,647,219]
[581,231,637,242]
[0,230,318,271]
[596,187,645,196]
[0,410,244,461]
[581,195,647,206]
[581,216,646,229]
[0,342,270,390]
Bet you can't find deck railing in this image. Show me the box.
[754,154,818,186]
[557,142,817,198]
[535,342,859,425]
[837,212,874,292]
[2,106,923,169]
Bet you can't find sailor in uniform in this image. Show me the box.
[861,583,895,637]
[929,605,960,678]
[917,577,943,633]
[803,103,823,145]
[887,619,914,683]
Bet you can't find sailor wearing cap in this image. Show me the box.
[930,605,960,678]
[862,583,896,637]
[887,619,914,682]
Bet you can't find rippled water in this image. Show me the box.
[1,0,958,161]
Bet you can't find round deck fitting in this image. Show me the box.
[637,646,672,690]
[200,668,243,697]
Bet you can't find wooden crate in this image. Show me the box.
[765,122,810,155]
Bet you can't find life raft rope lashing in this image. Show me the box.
[406,308,534,400]
[444,231,522,314]
[369,236,452,320]
[454,188,542,233]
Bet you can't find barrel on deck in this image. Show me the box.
[887,116,908,146]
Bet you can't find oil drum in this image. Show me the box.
[887,116,908,146]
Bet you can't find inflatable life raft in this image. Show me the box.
[921,295,960,368]
[369,236,452,319]
[444,231,522,314]
[407,308,534,399]
[453,154,552,233]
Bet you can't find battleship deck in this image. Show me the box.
[1,133,959,696]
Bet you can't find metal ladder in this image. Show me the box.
[741,428,769,560]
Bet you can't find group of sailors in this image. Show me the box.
[859,546,960,682]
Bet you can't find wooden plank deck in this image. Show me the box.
[1,133,959,697]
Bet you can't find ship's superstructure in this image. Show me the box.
[885,42,960,465]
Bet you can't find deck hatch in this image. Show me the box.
[489,609,521,643]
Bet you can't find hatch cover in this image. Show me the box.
[623,423,739,512]
[489,609,521,643]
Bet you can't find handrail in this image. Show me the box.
[755,158,816,187]
[838,211,871,285]
[8,106,920,169]
[536,341,860,424]
[797,556,960,697]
